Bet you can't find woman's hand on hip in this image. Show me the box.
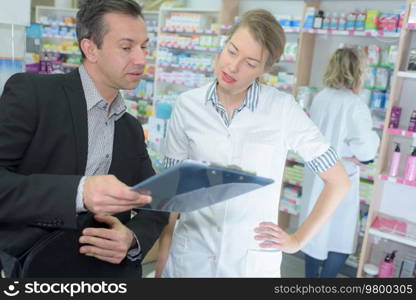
[254,222,301,254]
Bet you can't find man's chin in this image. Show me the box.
[122,81,140,91]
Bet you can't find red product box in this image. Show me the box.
[378,13,399,32]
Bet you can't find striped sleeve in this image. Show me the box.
[305,146,339,174]
[163,156,182,169]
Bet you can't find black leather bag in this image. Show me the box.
[1,215,141,278]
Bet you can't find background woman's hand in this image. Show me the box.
[254,222,301,254]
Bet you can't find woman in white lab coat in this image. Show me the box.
[300,48,380,277]
[155,10,351,278]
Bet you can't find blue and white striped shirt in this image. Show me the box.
[164,80,338,174]
[76,65,140,261]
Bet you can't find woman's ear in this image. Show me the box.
[262,60,274,74]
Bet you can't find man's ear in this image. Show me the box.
[80,38,98,63]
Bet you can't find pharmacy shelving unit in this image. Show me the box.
[357,0,416,277]
[35,6,81,73]
[280,0,408,273]
[260,27,300,97]
[147,8,220,153]
[122,11,160,124]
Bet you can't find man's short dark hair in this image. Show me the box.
[76,0,143,58]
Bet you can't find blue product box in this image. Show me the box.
[370,90,386,109]
[291,19,301,28]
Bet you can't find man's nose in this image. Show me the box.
[133,47,147,65]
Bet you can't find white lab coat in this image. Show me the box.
[300,88,380,260]
[161,83,331,277]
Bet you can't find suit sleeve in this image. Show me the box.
[0,73,80,229]
[125,122,169,258]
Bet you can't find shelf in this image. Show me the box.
[302,28,400,38]
[160,26,220,35]
[264,83,294,90]
[142,75,155,81]
[62,63,79,68]
[379,174,416,187]
[369,228,416,248]
[283,180,303,187]
[283,27,300,33]
[42,49,81,55]
[281,196,300,204]
[41,34,77,40]
[397,71,416,79]
[157,77,204,88]
[360,175,374,181]
[370,107,387,113]
[147,27,159,33]
[158,62,212,73]
[286,157,304,164]
[40,22,75,28]
[407,23,416,30]
[159,44,220,53]
[386,128,416,138]
[279,207,300,217]
[280,59,297,63]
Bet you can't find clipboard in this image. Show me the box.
[131,160,274,213]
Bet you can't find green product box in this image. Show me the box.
[365,10,380,30]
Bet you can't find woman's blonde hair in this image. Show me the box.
[323,48,366,91]
[226,9,286,69]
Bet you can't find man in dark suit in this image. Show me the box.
[0,0,168,277]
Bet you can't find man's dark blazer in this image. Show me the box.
[0,69,168,277]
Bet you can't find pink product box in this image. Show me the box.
[378,13,399,32]
[372,215,407,236]
[408,110,416,132]
[389,106,402,129]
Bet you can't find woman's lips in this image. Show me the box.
[222,71,236,83]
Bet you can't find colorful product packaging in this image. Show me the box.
[389,106,402,129]
[346,11,356,30]
[355,9,367,31]
[303,7,315,29]
[374,68,390,90]
[408,110,416,132]
[370,90,386,109]
[368,45,381,66]
[365,10,380,30]
[378,13,399,32]
[407,49,416,71]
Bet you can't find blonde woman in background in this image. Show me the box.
[156,10,351,278]
[300,48,380,278]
